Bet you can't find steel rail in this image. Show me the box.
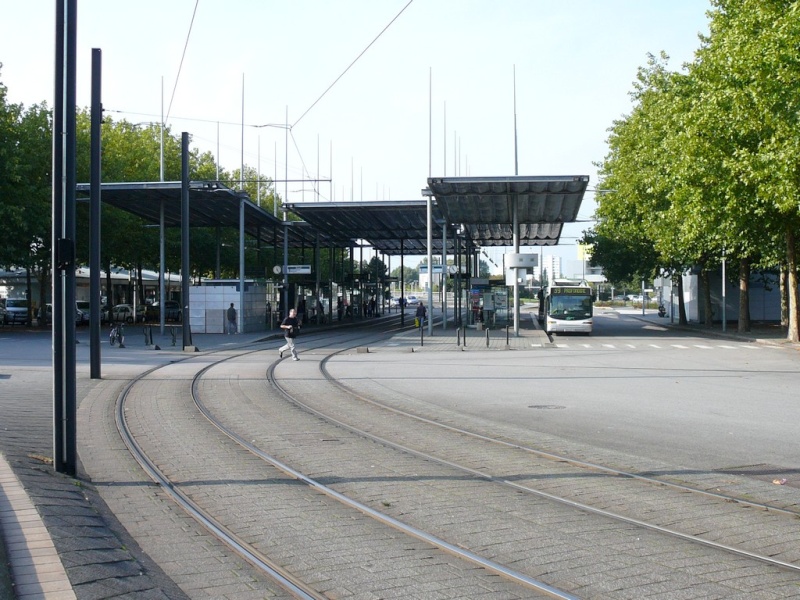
[115,354,326,600]
[272,350,800,575]
[319,352,800,519]
[190,359,579,600]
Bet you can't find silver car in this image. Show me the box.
[4,298,30,325]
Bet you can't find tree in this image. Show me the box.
[0,67,52,321]
[588,54,691,321]
[686,0,800,340]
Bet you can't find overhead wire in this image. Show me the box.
[291,0,414,129]
[113,1,415,198]
[165,0,200,124]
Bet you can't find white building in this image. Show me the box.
[536,255,562,283]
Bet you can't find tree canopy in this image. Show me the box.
[584,0,800,340]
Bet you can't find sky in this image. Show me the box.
[0,0,711,272]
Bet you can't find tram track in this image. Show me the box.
[304,355,800,568]
[261,336,800,593]
[115,320,573,598]
[114,319,800,598]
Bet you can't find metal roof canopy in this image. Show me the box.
[283,200,447,255]
[427,175,590,248]
[285,175,590,256]
[75,181,318,248]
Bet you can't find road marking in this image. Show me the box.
[671,344,689,349]
[694,345,713,349]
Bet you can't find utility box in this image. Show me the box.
[505,253,538,268]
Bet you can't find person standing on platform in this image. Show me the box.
[227,303,237,334]
[279,308,300,360]
[415,301,427,327]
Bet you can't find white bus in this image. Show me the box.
[543,282,593,334]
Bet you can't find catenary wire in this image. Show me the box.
[165,0,200,124]
[291,0,414,129]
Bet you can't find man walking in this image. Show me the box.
[227,302,237,334]
[279,308,300,360]
[415,301,427,328]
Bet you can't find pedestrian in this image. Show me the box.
[278,308,300,360]
[227,302,237,334]
[337,297,343,321]
[415,301,427,327]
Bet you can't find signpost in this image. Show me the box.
[274,265,312,275]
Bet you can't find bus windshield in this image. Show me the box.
[547,288,592,321]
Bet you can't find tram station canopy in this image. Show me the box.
[75,181,316,248]
[285,175,590,255]
[78,175,589,256]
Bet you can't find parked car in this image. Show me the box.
[109,303,146,323]
[145,300,182,322]
[38,303,83,325]
[390,296,408,307]
[76,301,91,325]
[4,298,31,325]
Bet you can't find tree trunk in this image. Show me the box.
[37,264,49,328]
[780,266,789,328]
[678,272,688,325]
[25,267,33,326]
[787,227,800,342]
[738,257,750,333]
[701,269,713,327]
[105,260,113,315]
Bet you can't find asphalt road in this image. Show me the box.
[327,310,800,475]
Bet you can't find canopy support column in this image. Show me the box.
[513,197,520,336]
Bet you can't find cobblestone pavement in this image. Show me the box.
[1,307,797,598]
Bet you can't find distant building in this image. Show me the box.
[418,263,444,290]
[536,255,562,284]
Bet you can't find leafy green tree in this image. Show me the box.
[668,0,800,340]
[0,68,52,321]
[0,68,24,270]
[390,265,416,287]
[588,54,687,319]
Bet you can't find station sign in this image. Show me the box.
[505,253,538,268]
[273,265,312,275]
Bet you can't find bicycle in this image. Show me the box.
[109,322,125,347]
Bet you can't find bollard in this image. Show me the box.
[462,325,467,347]
[457,327,461,346]
[419,320,424,347]
[486,327,490,348]
[506,325,510,345]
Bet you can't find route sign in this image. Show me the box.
[286,265,311,275]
